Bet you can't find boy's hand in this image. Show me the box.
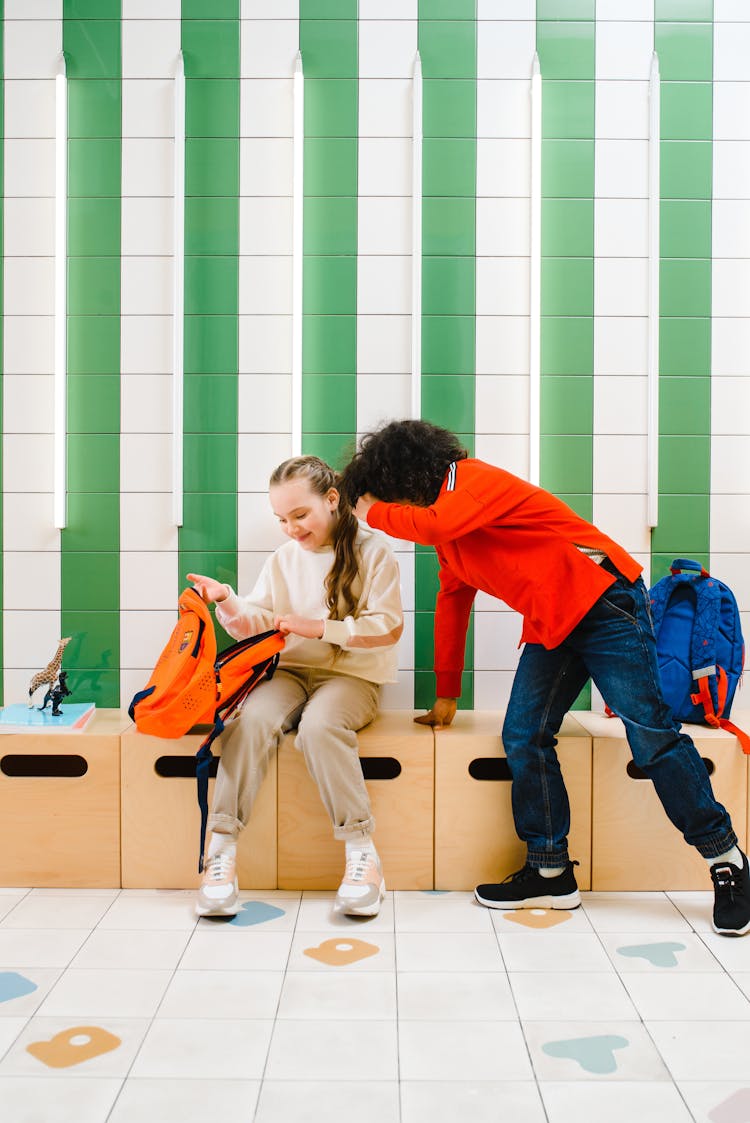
[353,493,378,521]
[187,573,229,605]
[274,614,324,639]
[414,698,457,729]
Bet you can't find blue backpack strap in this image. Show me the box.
[128,684,155,722]
[195,721,224,873]
[689,574,723,715]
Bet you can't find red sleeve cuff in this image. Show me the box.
[435,671,463,699]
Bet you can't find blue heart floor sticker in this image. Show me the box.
[0,972,38,1005]
[230,901,286,927]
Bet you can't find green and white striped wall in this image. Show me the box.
[2,1,749,714]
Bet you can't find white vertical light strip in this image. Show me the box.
[411,51,422,421]
[292,51,304,457]
[529,51,542,488]
[172,50,185,528]
[647,50,660,529]
[53,53,67,530]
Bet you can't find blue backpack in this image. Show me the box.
[649,558,749,753]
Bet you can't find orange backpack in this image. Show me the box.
[129,587,284,868]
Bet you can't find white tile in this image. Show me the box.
[96,895,196,932]
[591,494,652,557]
[266,1019,398,1080]
[356,315,410,374]
[647,1021,750,1081]
[38,969,172,1019]
[122,78,178,138]
[121,197,173,256]
[3,19,61,80]
[510,971,638,1022]
[132,1017,273,1079]
[358,197,411,255]
[356,374,412,432]
[593,435,647,493]
[476,197,531,257]
[477,79,531,139]
[120,374,171,433]
[120,493,179,551]
[124,0,180,15]
[595,81,649,141]
[476,316,529,376]
[402,1081,545,1123]
[3,139,54,197]
[241,138,293,196]
[711,436,750,493]
[380,674,416,710]
[0,1077,122,1123]
[595,199,648,258]
[473,670,516,710]
[477,138,531,197]
[595,259,649,318]
[3,611,61,668]
[237,434,293,491]
[712,377,750,434]
[713,141,750,200]
[158,970,283,1020]
[596,22,654,81]
[71,929,191,972]
[359,138,411,196]
[359,21,417,79]
[596,0,654,17]
[3,374,54,434]
[242,0,298,14]
[238,256,292,316]
[541,1081,692,1122]
[256,1080,399,1123]
[120,610,176,668]
[593,374,647,435]
[475,373,529,433]
[477,21,536,81]
[180,930,292,972]
[121,19,180,79]
[678,1082,750,1123]
[623,972,750,1021]
[526,1019,670,1082]
[238,315,292,374]
[278,971,397,1020]
[112,1080,259,1123]
[121,554,177,612]
[595,140,648,198]
[3,549,58,612]
[4,316,54,375]
[714,200,750,258]
[358,256,411,316]
[476,258,530,316]
[121,257,172,316]
[399,1020,532,1081]
[239,373,292,432]
[479,0,535,13]
[121,316,172,375]
[241,78,293,138]
[1,1016,149,1077]
[395,894,494,934]
[2,493,58,553]
[0,967,61,1018]
[474,433,529,478]
[360,0,417,13]
[599,932,722,974]
[498,932,615,973]
[3,258,54,316]
[359,78,412,138]
[398,971,516,1021]
[710,496,750,552]
[3,198,55,257]
[6,1,60,17]
[1,896,111,931]
[714,23,750,80]
[474,610,528,670]
[594,316,648,376]
[121,434,172,492]
[294,892,395,934]
[121,139,173,197]
[714,83,750,141]
[712,318,750,376]
[396,932,504,973]
[714,260,750,317]
[240,19,298,79]
[286,931,395,973]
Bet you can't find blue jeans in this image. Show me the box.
[503,559,738,869]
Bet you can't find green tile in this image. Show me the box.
[182,20,239,80]
[68,139,121,197]
[659,317,710,376]
[185,139,239,196]
[302,315,356,375]
[423,138,476,197]
[571,683,592,711]
[300,20,358,79]
[185,197,238,256]
[183,434,237,493]
[542,81,595,140]
[181,493,238,553]
[300,432,357,472]
[655,0,713,18]
[659,259,711,317]
[655,23,713,82]
[300,0,357,18]
[542,140,594,198]
[660,141,712,200]
[541,375,592,435]
[418,21,477,81]
[182,0,239,18]
[60,612,119,673]
[419,0,477,18]
[659,435,710,494]
[305,79,358,137]
[659,377,710,435]
[542,199,593,257]
[67,316,120,375]
[67,434,119,493]
[67,79,121,139]
[422,198,475,256]
[178,552,238,594]
[304,138,358,197]
[186,79,239,138]
[184,375,237,434]
[651,551,709,584]
[423,80,476,138]
[537,0,594,17]
[67,258,120,316]
[660,200,711,259]
[62,494,119,552]
[422,316,475,375]
[421,375,475,433]
[661,82,712,141]
[540,434,592,495]
[67,375,120,433]
[415,550,441,612]
[64,0,119,16]
[185,256,239,316]
[541,317,593,376]
[184,316,238,375]
[415,670,473,710]
[536,23,595,81]
[65,668,119,709]
[63,20,120,79]
[301,374,356,433]
[557,493,592,522]
[303,197,357,255]
[68,198,120,257]
[415,611,474,671]
[422,257,475,316]
[541,258,593,317]
[303,256,357,315]
[62,552,118,612]
[651,494,709,556]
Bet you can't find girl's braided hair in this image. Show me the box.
[339,420,468,507]
[269,456,360,619]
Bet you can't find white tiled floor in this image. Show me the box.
[0,887,748,1121]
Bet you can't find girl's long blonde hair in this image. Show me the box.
[269,456,360,619]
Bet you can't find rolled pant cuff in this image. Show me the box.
[696,829,740,860]
[206,812,242,840]
[526,849,569,870]
[333,818,376,842]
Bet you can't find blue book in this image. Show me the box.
[0,703,95,734]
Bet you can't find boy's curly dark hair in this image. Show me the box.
[339,420,468,507]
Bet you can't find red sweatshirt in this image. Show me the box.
[366,458,642,698]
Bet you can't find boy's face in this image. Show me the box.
[270,478,339,551]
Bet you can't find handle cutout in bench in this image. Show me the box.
[468,758,512,782]
[155,756,219,779]
[1,754,88,778]
[361,757,401,780]
[626,757,715,781]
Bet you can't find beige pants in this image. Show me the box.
[208,666,380,842]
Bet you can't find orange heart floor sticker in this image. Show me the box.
[304,938,380,966]
[27,1026,122,1069]
[503,909,573,929]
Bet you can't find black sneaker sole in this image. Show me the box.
[712,917,750,937]
[473,887,581,910]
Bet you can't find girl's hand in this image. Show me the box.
[353,492,378,521]
[414,698,457,729]
[187,573,229,605]
[274,614,324,639]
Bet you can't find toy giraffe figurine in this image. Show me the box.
[28,637,72,708]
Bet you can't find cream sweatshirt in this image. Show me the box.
[215,526,404,684]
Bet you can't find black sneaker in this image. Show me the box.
[710,851,750,936]
[474,861,580,910]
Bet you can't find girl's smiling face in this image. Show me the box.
[270,477,339,550]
